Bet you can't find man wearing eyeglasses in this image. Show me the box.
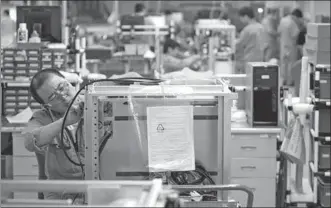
[23,69,141,200]
[22,69,85,200]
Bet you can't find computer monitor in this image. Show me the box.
[16,6,62,43]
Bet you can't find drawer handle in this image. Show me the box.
[241,146,257,150]
[240,166,256,170]
[321,154,330,158]
[32,165,39,168]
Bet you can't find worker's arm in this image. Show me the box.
[23,104,84,151]
[23,118,65,152]
[181,54,201,66]
[262,19,278,37]
[163,55,201,72]
[289,22,300,41]
[235,28,249,57]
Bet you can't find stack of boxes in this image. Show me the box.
[305,23,330,208]
[1,48,67,116]
[41,49,67,69]
[2,49,41,80]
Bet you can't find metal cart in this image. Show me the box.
[170,184,254,208]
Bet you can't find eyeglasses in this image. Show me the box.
[45,81,71,105]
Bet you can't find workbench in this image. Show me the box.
[1,119,281,206]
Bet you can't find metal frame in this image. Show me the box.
[1,179,166,207]
[116,21,175,75]
[280,58,316,204]
[84,81,237,200]
[194,21,236,75]
[1,179,255,207]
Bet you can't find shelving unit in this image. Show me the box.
[280,23,331,208]
[306,22,331,208]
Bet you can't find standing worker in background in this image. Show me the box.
[1,9,16,48]
[278,8,304,86]
[134,3,147,17]
[235,6,264,74]
[262,7,279,62]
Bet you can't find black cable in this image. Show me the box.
[167,163,217,200]
[60,77,163,168]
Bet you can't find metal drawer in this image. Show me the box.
[313,108,331,136]
[13,156,39,176]
[230,178,276,207]
[318,176,331,207]
[13,138,35,157]
[231,158,276,178]
[319,142,331,170]
[305,36,331,52]
[231,135,276,158]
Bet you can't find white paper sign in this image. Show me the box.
[147,106,195,172]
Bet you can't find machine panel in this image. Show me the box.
[98,98,220,180]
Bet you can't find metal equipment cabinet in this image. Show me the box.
[230,123,280,207]
[309,64,330,208]
[83,81,237,200]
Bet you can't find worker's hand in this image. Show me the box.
[64,101,84,127]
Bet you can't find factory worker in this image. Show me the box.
[261,7,279,61]
[235,6,264,74]
[23,69,141,200]
[162,38,203,73]
[23,69,85,200]
[277,8,304,86]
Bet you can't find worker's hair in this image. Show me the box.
[238,6,255,19]
[30,68,65,104]
[221,12,229,20]
[3,9,10,16]
[291,8,303,18]
[163,38,180,53]
[164,10,173,16]
[134,3,145,13]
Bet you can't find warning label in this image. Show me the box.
[157,124,164,133]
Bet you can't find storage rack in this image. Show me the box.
[306,23,331,208]
[282,23,331,207]
[2,48,67,80]
[1,47,67,116]
[309,64,330,208]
